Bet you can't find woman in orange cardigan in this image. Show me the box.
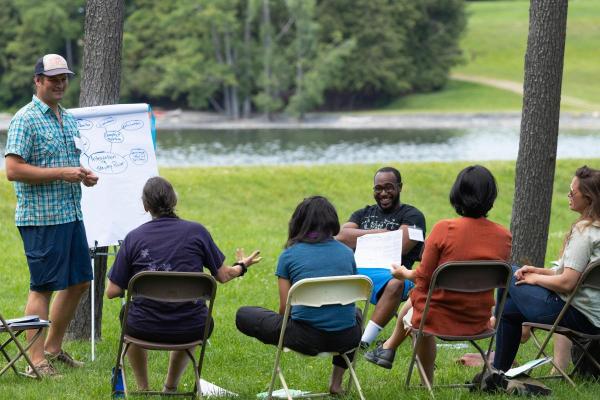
[365,165,512,384]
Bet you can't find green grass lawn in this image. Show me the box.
[383,80,523,113]
[386,0,600,113]
[457,0,600,106]
[1,160,599,399]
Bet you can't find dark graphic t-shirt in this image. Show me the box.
[108,217,225,335]
[349,203,426,268]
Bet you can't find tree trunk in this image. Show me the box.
[224,30,239,119]
[510,0,568,266]
[262,0,273,120]
[66,0,124,341]
[211,24,226,115]
[242,0,254,119]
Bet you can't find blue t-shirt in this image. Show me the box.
[108,217,225,334]
[276,239,357,332]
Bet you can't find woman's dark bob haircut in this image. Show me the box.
[142,176,178,218]
[286,196,340,248]
[449,165,498,218]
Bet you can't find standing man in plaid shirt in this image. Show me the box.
[4,54,98,377]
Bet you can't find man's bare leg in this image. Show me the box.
[24,290,53,365]
[361,279,405,346]
[45,281,90,355]
[371,279,405,326]
[383,300,412,350]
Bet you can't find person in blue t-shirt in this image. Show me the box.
[106,176,261,393]
[236,196,361,395]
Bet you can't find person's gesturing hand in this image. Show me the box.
[236,248,262,268]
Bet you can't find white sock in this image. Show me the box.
[361,320,383,345]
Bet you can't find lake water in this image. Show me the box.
[1,127,599,168]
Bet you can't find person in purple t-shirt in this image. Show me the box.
[106,176,261,393]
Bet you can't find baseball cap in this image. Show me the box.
[34,54,74,76]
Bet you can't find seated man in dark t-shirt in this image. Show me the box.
[336,167,425,348]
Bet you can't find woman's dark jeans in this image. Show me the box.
[494,266,600,371]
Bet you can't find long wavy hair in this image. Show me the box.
[561,165,600,255]
[285,196,340,248]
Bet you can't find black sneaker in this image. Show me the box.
[364,342,396,369]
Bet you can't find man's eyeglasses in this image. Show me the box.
[373,183,398,194]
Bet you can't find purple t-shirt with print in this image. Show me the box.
[108,217,224,334]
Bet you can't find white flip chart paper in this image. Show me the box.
[70,104,158,248]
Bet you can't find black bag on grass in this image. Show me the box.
[571,338,600,379]
[471,368,552,396]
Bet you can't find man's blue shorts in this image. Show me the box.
[18,220,93,292]
[357,268,415,305]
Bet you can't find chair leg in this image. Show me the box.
[0,347,16,376]
[267,348,284,400]
[120,343,131,397]
[405,335,418,388]
[415,355,435,399]
[0,333,24,377]
[572,339,600,378]
[529,329,576,387]
[276,367,293,400]
[4,328,45,379]
[185,348,201,400]
[341,353,365,400]
[406,334,435,398]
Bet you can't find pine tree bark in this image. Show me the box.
[66,0,124,341]
[510,0,568,266]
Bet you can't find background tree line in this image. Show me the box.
[0,0,465,118]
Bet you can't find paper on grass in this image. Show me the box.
[200,379,238,397]
[505,357,553,378]
[256,389,310,399]
[354,230,402,269]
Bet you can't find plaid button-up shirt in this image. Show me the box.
[5,95,83,226]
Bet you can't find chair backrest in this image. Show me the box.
[579,259,600,290]
[287,275,373,308]
[127,271,216,303]
[431,261,511,293]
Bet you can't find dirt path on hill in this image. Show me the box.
[451,72,599,111]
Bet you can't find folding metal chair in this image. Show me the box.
[523,259,600,387]
[0,313,49,379]
[405,261,512,398]
[112,271,217,399]
[267,275,373,400]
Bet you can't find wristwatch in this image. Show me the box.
[233,261,247,277]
